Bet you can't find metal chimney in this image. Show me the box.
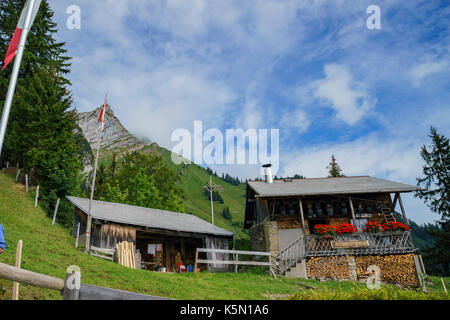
[263,164,273,184]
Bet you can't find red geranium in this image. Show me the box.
[381,221,410,232]
[313,223,357,238]
[362,221,382,233]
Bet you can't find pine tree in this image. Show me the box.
[0,0,71,81]
[327,155,344,177]
[6,66,81,202]
[0,1,79,219]
[222,206,232,221]
[415,127,450,275]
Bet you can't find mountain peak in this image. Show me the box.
[77,107,145,153]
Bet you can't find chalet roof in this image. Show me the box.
[247,176,419,197]
[66,196,233,238]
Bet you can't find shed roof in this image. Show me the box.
[247,176,419,197]
[66,196,233,237]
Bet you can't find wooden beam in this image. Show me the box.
[299,198,306,230]
[348,197,357,225]
[391,193,399,211]
[0,262,64,291]
[397,193,408,224]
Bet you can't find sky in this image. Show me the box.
[48,0,450,224]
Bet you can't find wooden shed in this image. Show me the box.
[67,197,233,272]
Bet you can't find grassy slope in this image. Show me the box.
[100,144,248,240]
[1,173,448,300]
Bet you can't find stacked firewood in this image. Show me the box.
[355,254,418,286]
[116,241,136,269]
[307,256,349,280]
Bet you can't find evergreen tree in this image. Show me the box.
[222,206,232,221]
[6,66,80,202]
[415,127,450,275]
[327,155,344,177]
[0,1,78,219]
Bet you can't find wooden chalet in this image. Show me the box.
[245,172,419,254]
[244,167,424,283]
[67,196,233,272]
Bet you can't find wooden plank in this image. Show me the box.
[196,260,271,266]
[12,240,23,300]
[90,246,115,254]
[196,248,271,256]
[0,262,64,291]
[331,240,370,249]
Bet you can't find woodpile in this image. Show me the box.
[115,241,136,269]
[307,256,349,280]
[355,254,418,286]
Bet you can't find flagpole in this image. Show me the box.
[84,95,107,253]
[0,0,37,158]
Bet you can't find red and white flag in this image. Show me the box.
[2,0,42,70]
[99,95,107,131]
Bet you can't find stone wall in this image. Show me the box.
[306,254,419,286]
[249,219,279,255]
[249,222,266,252]
[264,220,278,255]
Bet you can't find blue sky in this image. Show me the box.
[48,0,449,224]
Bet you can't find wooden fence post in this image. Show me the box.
[25,174,28,193]
[12,240,23,300]
[441,278,448,295]
[52,198,60,226]
[75,222,81,249]
[62,268,81,300]
[194,249,198,274]
[15,169,20,181]
[34,185,39,207]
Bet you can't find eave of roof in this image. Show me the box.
[66,196,233,237]
[247,176,420,197]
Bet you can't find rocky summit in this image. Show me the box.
[77,106,146,153]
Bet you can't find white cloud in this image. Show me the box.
[313,64,376,125]
[280,134,437,224]
[280,109,310,134]
[410,59,449,87]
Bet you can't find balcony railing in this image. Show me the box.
[304,231,416,257]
